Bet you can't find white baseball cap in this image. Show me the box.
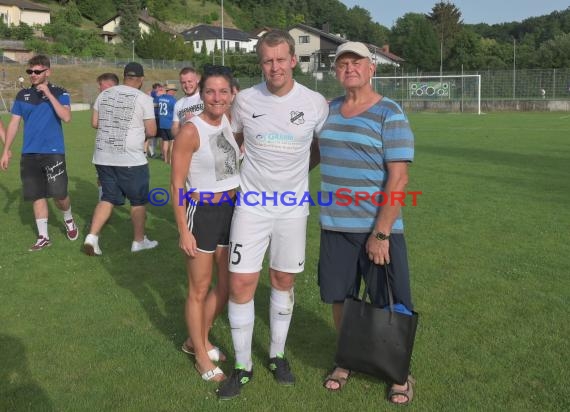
[334,42,373,63]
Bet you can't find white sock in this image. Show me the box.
[62,207,73,221]
[36,218,48,239]
[269,287,294,358]
[228,299,255,371]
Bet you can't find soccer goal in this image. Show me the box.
[372,74,481,114]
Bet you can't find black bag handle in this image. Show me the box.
[360,264,397,318]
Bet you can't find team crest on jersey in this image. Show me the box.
[290,111,305,125]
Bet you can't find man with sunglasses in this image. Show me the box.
[0,54,78,251]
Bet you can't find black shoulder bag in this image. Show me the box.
[334,264,419,385]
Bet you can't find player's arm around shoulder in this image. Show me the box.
[314,91,330,126]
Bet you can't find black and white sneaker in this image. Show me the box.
[216,366,253,400]
[268,355,295,385]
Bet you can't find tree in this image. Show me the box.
[13,22,34,41]
[446,29,482,70]
[118,0,140,46]
[426,1,463,68]
[477,38,509,69]
[55,1,83,27]
[390,13,440,71]
[136,23,193,60]
[534,33,570,68]
[76,0,116,25]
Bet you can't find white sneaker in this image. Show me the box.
[83,234,102,256]
[131,236,158,252]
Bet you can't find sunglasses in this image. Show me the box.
[202,64,232,76]
[26,69,48,75]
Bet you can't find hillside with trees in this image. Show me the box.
[4,1,570,71]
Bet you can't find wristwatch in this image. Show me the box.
[374,231,390,241]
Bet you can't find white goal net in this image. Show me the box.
[372,74,481,114]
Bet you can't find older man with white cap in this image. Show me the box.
[317,42,417,405]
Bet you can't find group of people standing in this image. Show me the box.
[0,29,417,406]
[169,31,417,406]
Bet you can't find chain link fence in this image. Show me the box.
[44,56,570,99]
[3,55,570,110]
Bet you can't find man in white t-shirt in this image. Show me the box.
[217,30,329,400]
[83,62,158,256]
[171,67,204,137]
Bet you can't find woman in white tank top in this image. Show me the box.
[171,65,240,382]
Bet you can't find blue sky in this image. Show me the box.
[339,0,570,28]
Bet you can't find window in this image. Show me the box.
[299,35,310,44]
[234,42,239,51]
[195,41,200,49]
[299,55,310,62]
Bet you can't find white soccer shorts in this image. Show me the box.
[228,207,307,274]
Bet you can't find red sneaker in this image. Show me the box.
[64,218,79,241]
[29,236,51,252]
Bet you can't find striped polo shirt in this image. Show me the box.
[319,96,414,233]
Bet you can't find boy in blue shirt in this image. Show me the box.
[157,83,177,164]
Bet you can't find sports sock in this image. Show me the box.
[228,299,254,371]
[36,218,48,239]
[269,287,294,358]
[62,207,73,221]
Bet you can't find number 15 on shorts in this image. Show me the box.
[229,242,242,265]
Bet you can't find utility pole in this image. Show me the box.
[512,38,516,99]
[221,0,225,65]
[439,32,443,78]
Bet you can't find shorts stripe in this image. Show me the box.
[186,201,197,232]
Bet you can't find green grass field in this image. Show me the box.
[1,111,569,411]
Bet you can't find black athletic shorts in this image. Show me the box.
[185,198,234,253]
[317,229,413,309]
[158,128,174,141]
[20,154,68,201]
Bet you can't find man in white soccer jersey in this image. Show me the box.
[171,67,203,137]
[217,29,328,399]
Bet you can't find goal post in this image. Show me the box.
[372,74,481,114]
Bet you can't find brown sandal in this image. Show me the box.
[323,366,351,392]
[388,375,416,405]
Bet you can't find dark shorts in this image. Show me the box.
[95,164,149,206]
[154,117,160,137]
[20,154,68,201]
[186,199,234,252]
[318,230,413,309]
[158,128,174,141]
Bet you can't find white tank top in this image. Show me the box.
[186,114,240,193]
